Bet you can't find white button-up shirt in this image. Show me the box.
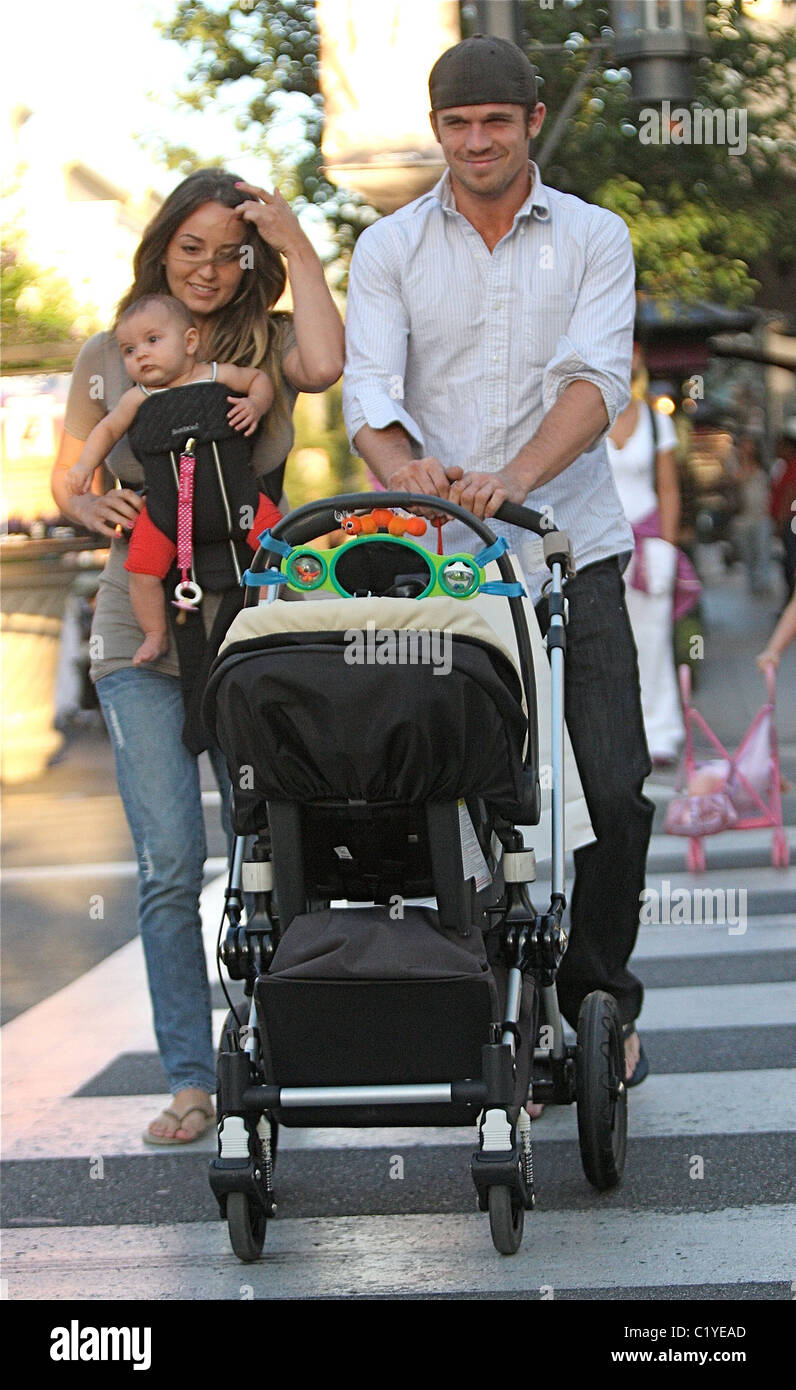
[343,163,636,600]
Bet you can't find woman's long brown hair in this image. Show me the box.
[116,169,291,439]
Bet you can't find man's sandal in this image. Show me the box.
[622,1023,650,1088]
[143,1104,215,1146]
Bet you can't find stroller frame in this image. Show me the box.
[208,494,628,1259]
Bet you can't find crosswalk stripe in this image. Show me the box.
[2,1205,792,1300]
[636,982,796,1030]
[633,918,796,958]
[2,904,791,1123]
[2,1066,793,1161]
[212,983,796,1041]
[0,858,228,884]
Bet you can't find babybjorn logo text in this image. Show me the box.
[171,421,200,435]
[50,1320,151,1371]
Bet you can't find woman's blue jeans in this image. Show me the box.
[96,666,230,1096]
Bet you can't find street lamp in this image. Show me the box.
[316,0,460,213]
[474,1,522,45]
[611,1,709,104]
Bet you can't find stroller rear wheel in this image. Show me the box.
[488,1185,524,1255]
[227,1191,267,1262]
[576,991,627,1191]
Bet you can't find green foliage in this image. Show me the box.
[286,381,367,509]
[158,0,796,303]
[599,176,774,302]
[159,0,374,260]
[1,238,84,343]
[473,0,796,304]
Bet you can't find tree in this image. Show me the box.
[504,0,796,305]
[158,0,374,263]
[158,0,796,303]
[1,233,86,345]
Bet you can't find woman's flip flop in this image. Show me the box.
[622,1024,650,1088]
[143,1105,215,1146]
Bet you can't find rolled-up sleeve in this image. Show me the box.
[343,229,426,452]
[542,213,635,438]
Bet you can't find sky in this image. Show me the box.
[4,0,273,199]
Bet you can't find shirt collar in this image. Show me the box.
[432,161,551,224]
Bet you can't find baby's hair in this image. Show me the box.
[116,294,196,333]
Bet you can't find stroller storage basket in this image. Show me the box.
[255,905,516,1126]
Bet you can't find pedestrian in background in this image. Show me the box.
[770,419,796,602]
[606,344,693,767]
[732,435,771,596]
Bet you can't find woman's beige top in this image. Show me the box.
[64,318,298,681]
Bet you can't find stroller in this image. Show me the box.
[202,493,629,1259]
[665,663,789,872]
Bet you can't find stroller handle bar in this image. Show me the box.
[263,492,561,551]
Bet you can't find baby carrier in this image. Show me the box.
[202,493,630,1259]
[127,380,280,750]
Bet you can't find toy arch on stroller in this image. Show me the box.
[202,493,629,1259]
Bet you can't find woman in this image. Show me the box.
[52,170,344,1143]
[606,345,688,767]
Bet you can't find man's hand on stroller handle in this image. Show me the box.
[448,466,528,520]
[385,457,463,522]
[386,456,530,524]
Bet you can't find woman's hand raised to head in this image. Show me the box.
[233,182,305,257]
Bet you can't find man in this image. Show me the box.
[342,34,652,1085]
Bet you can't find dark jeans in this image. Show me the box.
[535,557,653,1030]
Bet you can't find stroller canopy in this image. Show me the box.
[204,596,529,822]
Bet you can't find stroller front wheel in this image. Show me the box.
[488,1185,524,1255]
[576,991,628,1191]
[227,1191,268,1262]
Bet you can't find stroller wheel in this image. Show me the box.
[576,991,627,1192]
[488,1186,524,1256]
[227,1191,268,1262]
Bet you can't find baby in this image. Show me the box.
[67,294,277,664]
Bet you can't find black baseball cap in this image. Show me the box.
[429,34,538,112]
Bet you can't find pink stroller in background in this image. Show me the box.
[665,663,790,872]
